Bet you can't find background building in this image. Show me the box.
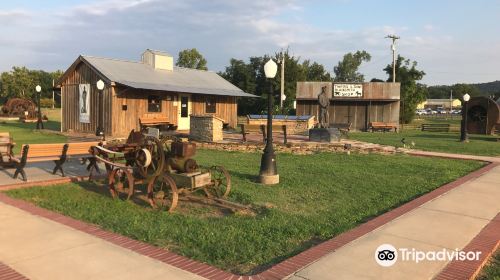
[57,50,254,137]
[296,82,400,131]
[417,99,462,109]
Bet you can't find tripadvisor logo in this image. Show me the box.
[375,244,397,267]
[375,244,482,267]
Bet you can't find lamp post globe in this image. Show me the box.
[264,59,278,78]
[96,79,105,91]
[460,93,470,142]
[96,80,105,139]
[259,58,279,185]
[35,85,44,129]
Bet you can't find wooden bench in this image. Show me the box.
[369,122,398,132]
[0,132,15,166]
[139,117,172,130]
[12,141,102,181]
[331,123,352,137]
[421,123,450,132]
[239,124,289,144]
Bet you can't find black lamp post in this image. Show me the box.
[35,85,44,130]
[460,93,470,142]
[259,59,279,185]
[96,80,105,140]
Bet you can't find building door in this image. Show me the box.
[177,94,191,130]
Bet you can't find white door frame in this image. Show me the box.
[177,94,191,130]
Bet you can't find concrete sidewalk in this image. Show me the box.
[0,201,205,280]
[0,159,97,187]
[289,164,500,280]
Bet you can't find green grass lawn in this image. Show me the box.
[5,149,483,274]
[350,130,500,157]
[477,250,500,280]
[0,120,66,154]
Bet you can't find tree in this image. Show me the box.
[451,83,481,98]
[0,67,63,105]
[220,49,332,115]
[384,55,427,124]
[176,48,208,70]
[333,50,371,82]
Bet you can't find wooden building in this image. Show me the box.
[57,49,255,137]
[296,82,400,131]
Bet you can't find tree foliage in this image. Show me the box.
[384,55,427,124]
[0,67,62,104]
[176,48,208,70]
[220,49,332,115]
[333,50,371,82]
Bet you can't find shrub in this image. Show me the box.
[40,98,54,108]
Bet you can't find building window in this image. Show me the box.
[206,97,216,113]
[148,96,161,112]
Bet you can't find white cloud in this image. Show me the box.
[0,0,498,85]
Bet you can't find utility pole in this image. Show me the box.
[450,89,453,114]
[52,79,55,109]
[279,51,285,114]
[386,35,400,83]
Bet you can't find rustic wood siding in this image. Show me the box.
[192,95,237,128]
[61,62,112,135]
[61,61,238,137]
[296,82,400,100]
[297,100,400,131]
[111,87,178,137]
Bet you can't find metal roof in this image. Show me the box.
[79,56,256,98]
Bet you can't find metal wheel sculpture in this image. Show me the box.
[147,174,179,212]
[204,166,231,198]
[108,168,135,200]
[136,136,165,179]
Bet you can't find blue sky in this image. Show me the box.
[1,0,499,85]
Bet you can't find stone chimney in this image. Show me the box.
[141,49,173,71]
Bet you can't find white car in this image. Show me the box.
[416,109,427,115]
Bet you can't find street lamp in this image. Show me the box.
[460,93,470,142]
[35,85,44,129]
[259,59,279,185]
[96,79,105,140]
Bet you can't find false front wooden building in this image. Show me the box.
[296,82,401,131]
[58,49,255,137]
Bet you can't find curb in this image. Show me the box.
[434,213,500,280]
[0,262,28,280]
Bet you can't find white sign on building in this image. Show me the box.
[79,84,90,123]
[333,84,363,97]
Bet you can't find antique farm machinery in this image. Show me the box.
[90,131,237,213]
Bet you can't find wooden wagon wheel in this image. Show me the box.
[147,174,179,213]
[136,136,165,179]
[108,167,134,200]
[204,166,231,198]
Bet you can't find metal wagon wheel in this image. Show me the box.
[108,167,135,200]
[204,166,231,199]
[147,174,179,213]
[136,136,165,179]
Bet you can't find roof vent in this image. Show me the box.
[141,49,173,71]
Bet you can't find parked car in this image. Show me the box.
[436,108,447,114]
[416,109,427,115]
[426,108,437,114]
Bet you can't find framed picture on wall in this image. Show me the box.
[79,84,90,123]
